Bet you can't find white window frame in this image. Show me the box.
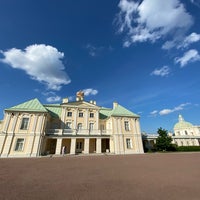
[20,117,29,130]
[77,123,82,130]
[15,138,25,151]
[89,123,94,131]
[67,112,72,117]
[124,121,130,131]
[90,113,94,118]
[66,122,72,129]
[79,112,83,117]
[126,138,133,149]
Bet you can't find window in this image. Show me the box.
[124,121,130,131]
[67,112,72,117]
[100,124,105,131]
[185,131,188,135]
[79,112,83,117]
[126,138,133,149]
[20,118,29,130]
[77,123,82,130]
[66,122,72,129]
[89,123,94,130]
[90,113,94,118]
[15,138,25,151]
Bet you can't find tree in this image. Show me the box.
[156,128,173,151]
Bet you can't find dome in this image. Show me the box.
[174,115,193,130]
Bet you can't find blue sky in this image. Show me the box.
[0,0,200,133]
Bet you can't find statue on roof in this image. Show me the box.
[76,90,84,101]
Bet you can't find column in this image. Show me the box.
[96,138,102,153]
[31,115,39,133]
[10,113,18,133]
[31,135,41,157]
[55,138,62,155]
[70,138,76,155]
[0,134,7,156]
[85,109,88,129]
[136,119,144,153]
[26,135,35,156]
[1,134,14,157]
[84,138,89,154]
[3,113,11,133]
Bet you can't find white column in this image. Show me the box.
[73,109,78,129]
[70,138,76,155]
[96,110,99,130]
[96,138,102,153]
[31,115,39,133]
[3,113,11,133]
[0,134,7,156]
[31,135,41,157]
[1,134,14,157]
[85,109,88,129]
[136,118,144,153]
[55,138,62,155]
[84,138,89,154]
[10,113,18,133]
[26,135,35,156]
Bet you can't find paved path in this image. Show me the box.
[0,153,200,200]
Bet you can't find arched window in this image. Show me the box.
[77,123,82,130]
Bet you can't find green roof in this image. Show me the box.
[99,108,113,119]
[44,104,62,118]
[111,104,139,117]
[174,115,193,129]
[5,98,48,113]
[99,104,139,119]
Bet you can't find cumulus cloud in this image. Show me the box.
[151,66,170,77]
[116,0,193,47]
[175,49,200,67]
[83,88,98,96]
[0,44,71,90]
[159,103,190,115]
[46,95,61,103]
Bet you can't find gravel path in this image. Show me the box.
[0,153,200,200]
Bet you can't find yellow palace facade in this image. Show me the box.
[0,92,144,157]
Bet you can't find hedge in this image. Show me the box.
[176,146,200,152]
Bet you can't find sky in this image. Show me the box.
[0,0,200,133]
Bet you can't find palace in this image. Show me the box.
[0,91,144,157]
[143,115,200,151]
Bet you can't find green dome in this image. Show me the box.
[174,115,193,129]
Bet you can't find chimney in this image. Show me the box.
[62,97,69,104]
[113,101,118,109]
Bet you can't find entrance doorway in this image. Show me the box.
[102,139,110,153]
[76,139,84,153]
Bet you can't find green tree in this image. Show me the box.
[156,128,173,151]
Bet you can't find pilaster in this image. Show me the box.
[84,138,89,154]
[55,138,62,155]
[96,138,102,153]
[70,138,76,155]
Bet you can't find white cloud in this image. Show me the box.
[180,32,200,48]
[151,66,170,77]
[150,110,158,116]
[190,0,200,7]
[46,95,61,103]
[116,0,193,47]
[175,49,200,67]
[85,44,104,57]
[1,44,71,90]
[159,103,190,115]
[83,88,98,96]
